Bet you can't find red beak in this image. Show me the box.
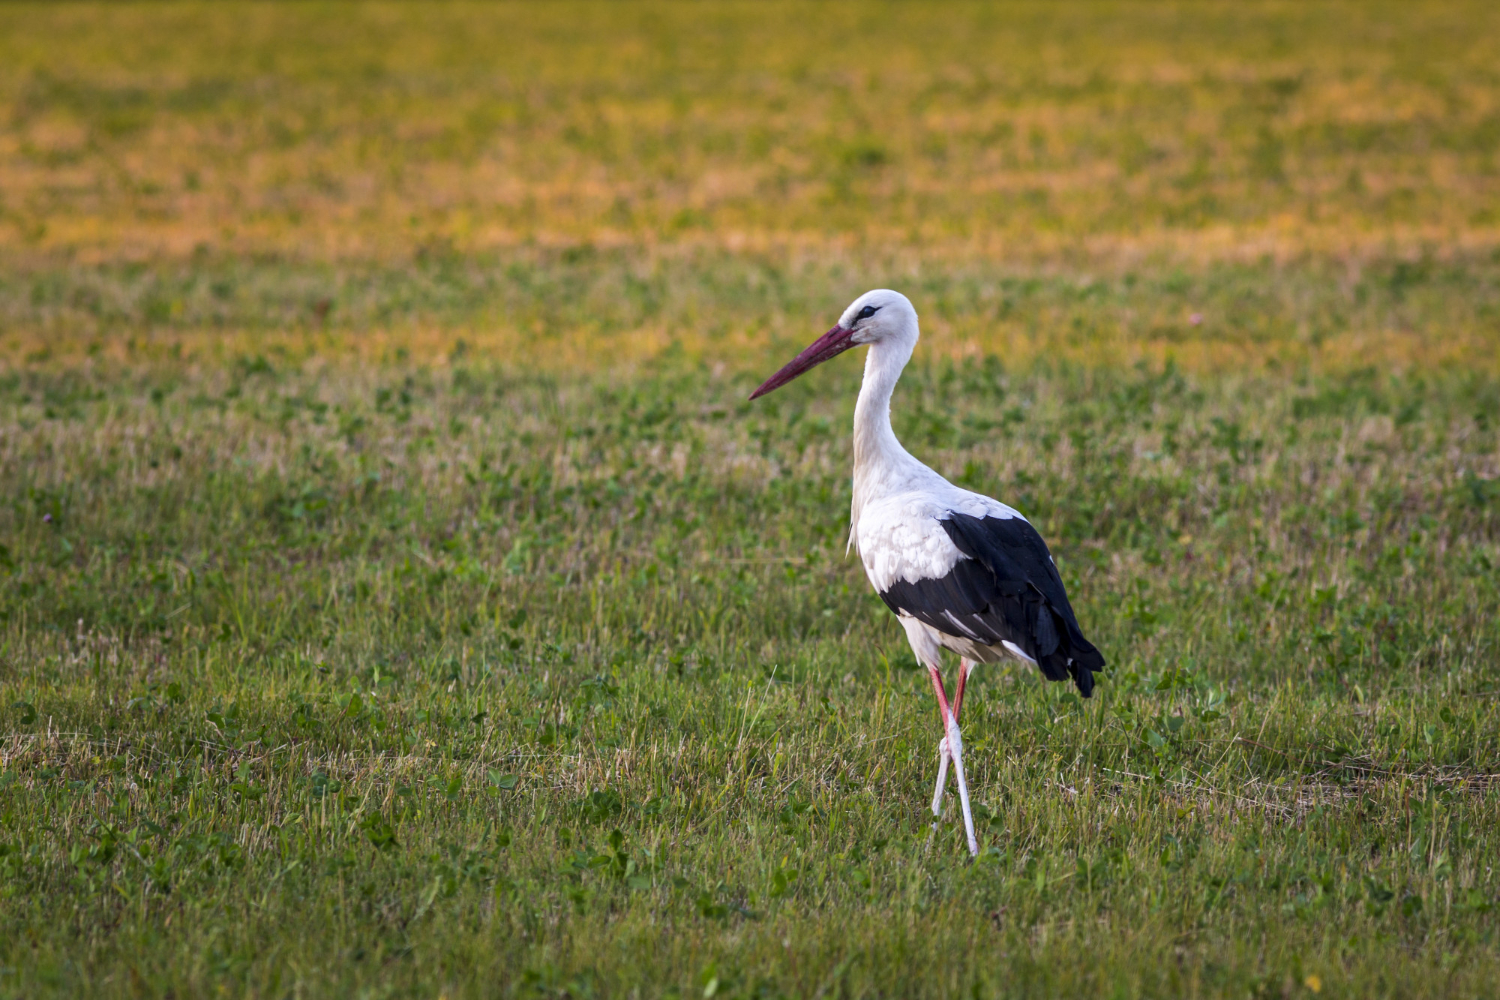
[749,325,857,400]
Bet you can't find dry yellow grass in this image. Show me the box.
[2,1,1498,268]
[7,291,1497,379]
[4,2,1498,377]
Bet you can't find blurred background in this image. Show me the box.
[4,1,1497,371]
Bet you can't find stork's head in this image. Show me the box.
[749,289,917,400]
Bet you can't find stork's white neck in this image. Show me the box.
[853,338,912,470]
[850,335,925,536]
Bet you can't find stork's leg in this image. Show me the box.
[953,657,974,721]
[929,658,974,818]
[930,745,950,817]
[949,658,979,856]
[926,664,979,857]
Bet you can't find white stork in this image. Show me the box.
[750,289,1105,856]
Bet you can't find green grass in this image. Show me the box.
[2,3,1500,998]
[4,319,1499,997]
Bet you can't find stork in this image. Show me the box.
[750,290,1105,856]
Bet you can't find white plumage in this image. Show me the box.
[854,492,1023,592]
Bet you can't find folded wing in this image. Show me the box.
[876,511,1106,696]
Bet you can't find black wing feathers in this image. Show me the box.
[877,512,1105,696]
[881,559,999,644]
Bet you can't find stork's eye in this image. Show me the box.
[856,305,880,321]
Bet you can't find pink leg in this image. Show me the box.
[931,658,975,817]
[927,663,979,856]
[953,657,974,723]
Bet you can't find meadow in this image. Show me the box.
[1,3,1499,997]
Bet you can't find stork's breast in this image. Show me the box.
[856,500,966,593]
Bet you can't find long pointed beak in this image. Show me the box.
[749,325,857,400]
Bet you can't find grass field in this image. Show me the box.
[2,3,1500,998]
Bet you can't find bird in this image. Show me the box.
[750,289,1105,856]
